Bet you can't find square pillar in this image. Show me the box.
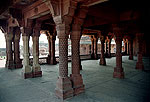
[22,35,32,79]
[100,35,106,65]
[5,33,14,69]
[94,35,98,59]
[55,24,73,99]
[70,24,84,96]
[136,33,144,70]
[91,36,94,59]
[32,34,42,77]
[14,27,23,68]
[113,30,124,78]
[129,39,133,60]
[50,36,57,65]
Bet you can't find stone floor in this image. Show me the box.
[0,56,150,102]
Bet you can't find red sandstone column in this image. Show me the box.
[5,28,14,69]
[127,39,129,55]
[50,36,56,65]
[108,38,112,57]
[47,35,51,64]
[70,24,84,95]
[94,35,98,59]
[32,29,42,77]
[100,36,106,65]
[136,33,144,70]
[91,36,94,59]
[113,30,124,78]
[105,39,108,57]
[55,24,73,99]
[129,38,133,60]
[14,27,23,68]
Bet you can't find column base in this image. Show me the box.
[32,71,42,78]
[32,66,42,77]
[55,77,73,100]
[113,67,124,79]
[70,74,85,96]
[99,58,106,66]
[15,62,23,69]
[23,72,33,79]
[136,61,144,70]
[22,65,32,79]
[5,61,15,69]
[129,55,133,60]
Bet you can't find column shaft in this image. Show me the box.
[32,36,42,77]
[129,40,133,60]
[22,35,32,78]
[94,37,98,59]
[113,35,124,78]
[5,33,14,69]
[108,39,112,57]
[50,37,56,65]
[91,37,94,59]
[47,36,51,64]
[100,36,106,65]
[55,24,73,99]
[14,35,23,68]
[136,33,144,70]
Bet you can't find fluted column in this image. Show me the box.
[70,24,84,95]
[21,28,32,79]
[32,32,42,77]
[100,36,106,65]
[113,31,124,78]
[129,39,133,60]
[14,27,23,68]
[136,33,144,70]
[5,32,14,69]
[55,24,73,99]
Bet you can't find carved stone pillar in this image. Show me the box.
[14,27,23,68]
[123,39,127,54]
[21,28,32,78]
[5,32,14,69]
[55,24,73,99]
[113,31,124,78]
[50,36,56,65]
[136,33,144,70]
[47,36,51,64]
[70,24,84,95]
[100,36,106,65]
[91,36,94,59]
[105,39,108,56]
[108,38,112,57]
[127,40,129,55]
[129,39,133,60]
[94,35,98,59]
[32,31,42,77]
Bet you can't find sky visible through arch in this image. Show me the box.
[0,30,59,48]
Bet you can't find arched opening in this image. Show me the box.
[0,29,6,68]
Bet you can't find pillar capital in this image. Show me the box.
[5,33,13,41]
[20,27,32,36]
[55,23,70,39]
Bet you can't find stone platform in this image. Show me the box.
[0,56,150,102]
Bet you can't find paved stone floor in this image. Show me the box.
[0,56,150,102]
